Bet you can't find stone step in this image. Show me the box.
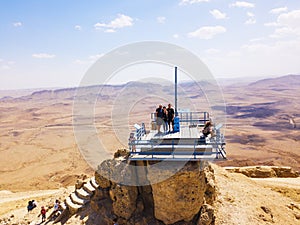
[76,188,91,200]
[54,209,69,223]
[90,177,99,189]
[83,180,96,194]
[65,196,82,214]
[70,192,89,205]
[60,201,67,210]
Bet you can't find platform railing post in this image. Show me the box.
[193,140,197,159]
[175,66,178,117]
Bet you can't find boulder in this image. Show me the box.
[203,164,217,205]
[197,204,215,225]
[225,166,299,178]
[89,157,216,225]
[271,166,299,178]
[114,149,130,159]
[95,160,113,189]
[75,179,85,190]
[240,166,276,178]
[148,162,208,224]
[110,183,138,219]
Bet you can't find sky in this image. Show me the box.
[1,0,300,89]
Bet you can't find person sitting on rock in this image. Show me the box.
[27,200,37,212]
[202,121,214,137]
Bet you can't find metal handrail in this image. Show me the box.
[151,111,210,124]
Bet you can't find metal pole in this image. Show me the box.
[175,66,178,116]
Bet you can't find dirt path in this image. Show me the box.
[0,189,65,204]
[251,177,300,189]
[0,187,73,224]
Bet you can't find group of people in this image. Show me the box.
[155,103,215,138]
[27,199,62,223]
[155,103,175,134]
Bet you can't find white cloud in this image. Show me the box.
[74,54,104,65]
[271,27,299,38]
[210,9,227,19]
[247,12,254,17]
[104,29,116,33]
[157,16,166,24]
[32,53,56,59]
[13,22,22,27]
[0,59,15,70]
[94,14,133,32]
[205,39,300,78]
[227,50,242,57]
[88,54,104,61]
[74,25,82,31]
[179,0,210,5]
[242,40,300,57]
[249,37,265,42]
[188,26,226,39]
[244,11,256,24]
[173,34,179,39]
[264,22,279,27]
[230,1,255,8]
[270,10,300,38]
[73,59,87,65]
[205,48,220,54]
[278,10,300,29]
[269,7,288,14]
[245,18,256,25]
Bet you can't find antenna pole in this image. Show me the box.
[175,66,178,116]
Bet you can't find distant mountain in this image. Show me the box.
[217,76,265,86]
[2,75,299,102]
[249,74,300,89]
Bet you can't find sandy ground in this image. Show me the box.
[0,83,299,193]
[213,165,300,225]
[0,165,299,225]
[0,187,74,224]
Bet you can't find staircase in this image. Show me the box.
[54,177,99,222]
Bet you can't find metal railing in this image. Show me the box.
[151,111,210,125]
[128,111,226,159]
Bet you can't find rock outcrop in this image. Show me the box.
[148,162,208,224]
[89,154,217,225]
[225,166,299,178]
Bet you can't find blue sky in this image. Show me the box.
[1,0,300,89]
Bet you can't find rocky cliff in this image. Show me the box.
[225,166,299,178]
[88,151,217,225]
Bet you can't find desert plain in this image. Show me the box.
[0,75,299,224]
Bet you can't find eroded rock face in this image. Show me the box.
[91,157,216,225]
[197,204,215,225]
[225,166,299,178]
[110,183,138,219]
[148,162,207,224]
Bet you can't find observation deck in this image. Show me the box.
[128,111,226,161]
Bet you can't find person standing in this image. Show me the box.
[48,199,61,220]
[162,106,168,133]
[39,206,46,222]
[167,104,175,132]
[156,104,164,133]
